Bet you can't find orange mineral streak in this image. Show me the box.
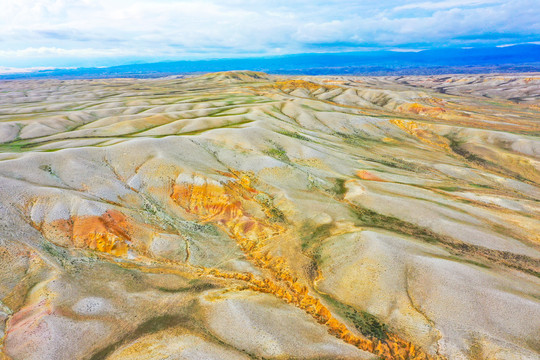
[390,119,451,151]
[50,210,131,256]
[171,176,279,242]
[171,174,440,360]
[398,102,447,117]
[356,170,386,182]
[523,77,536,83]
[268,79,339,92]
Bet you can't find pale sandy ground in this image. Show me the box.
[0,72,539,360]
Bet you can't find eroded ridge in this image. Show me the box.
[2,73,539,360]
[170,173,442,360]
[49,210,131,256]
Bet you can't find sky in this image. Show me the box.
[1,0,539,68]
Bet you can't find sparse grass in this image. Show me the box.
[89,314,193,360]
[449,137,535,185]
[447,241,540,278]
[300,222,333,251]
[470,183,493,189]
[143,200,158,216]
[157,279,216,293]
[41,240,76,270]
[319,294,388,340]
[345,307,388,340]
[254,193,286,223]
[278,130,311,142]
[351,204,540,277]
[0,141,28,153]
[39,164,59,178]
[360,156,425,173]
[335,131,374,147]
[263,145,290,163]
[450,140,488,166]
[437,186,460,192]
[42,241,69,260]
[447,255,491,269]
[174,119,254,136]
[330,178,347,198]
[316,177,348,198]
[351,205,441,244]
[268,207,286,223]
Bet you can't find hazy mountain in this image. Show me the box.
[2,44,539,80]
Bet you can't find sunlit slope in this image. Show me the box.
[0,72,539,360]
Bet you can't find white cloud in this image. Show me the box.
[0,0,538,66]
[0,47,138,57]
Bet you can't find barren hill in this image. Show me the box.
[0,72,539,360]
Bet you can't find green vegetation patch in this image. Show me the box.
[42,241,70,262]
[315,177,347,198]
[449,137,534,184]
[447,255,491,269]
[298,221,334,281]
[263,145,290,163]
[254,193,286,223]
[352,204,540,277]
[335,131,375,147]
[345,307,388,340]
[278,130,311,142]
[39,164,61,179]
[449,139,490,166]
[360,155,426,173]
[470,183,493,189]
[89,314,193,360]
[437,186,460,192]
[0,141,29,153]
[300,222,333,251]
[329,177,347,198]
[351,205,442,244]
[157,279,216,293]
[268,206,286,223]
[320,294,388,340]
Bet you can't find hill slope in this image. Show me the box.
[0,72,539,360]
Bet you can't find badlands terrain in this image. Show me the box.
[0,71,539,360]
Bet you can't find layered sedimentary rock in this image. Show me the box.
[0,71,539,359]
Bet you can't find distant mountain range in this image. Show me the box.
[2,44,539,79]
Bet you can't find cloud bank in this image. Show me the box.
[1,0,539,67]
